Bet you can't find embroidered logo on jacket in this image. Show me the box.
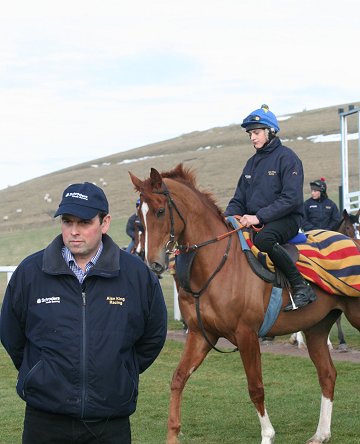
[106,296,126,305]
[37,297,60,304]
[268,170,277,176]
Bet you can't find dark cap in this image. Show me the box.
[310,178,327,193]
[54,182,109,219]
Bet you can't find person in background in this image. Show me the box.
[126,198,144,253]
[0,182,167,444]
[224,104,316,311]
[302,177,340,231]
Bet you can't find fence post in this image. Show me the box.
[173,281,181,320]
[0,266,17,284]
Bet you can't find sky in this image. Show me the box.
[0,0,359,190]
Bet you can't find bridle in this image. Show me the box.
[153,182,186,254]
[154,182,244,254]
[152,182,241,353]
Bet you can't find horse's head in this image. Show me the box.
[339,209,358,239]
[129,166,187,275]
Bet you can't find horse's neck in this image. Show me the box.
[172,183,232,253]
[181,210,225,245]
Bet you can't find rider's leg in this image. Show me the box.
[269,243,316,311]
[254,217,316,311]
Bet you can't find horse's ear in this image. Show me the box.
[343,209,349,219]
[354,210,360,223]
[150,168,163,190]
[129,171,144,192]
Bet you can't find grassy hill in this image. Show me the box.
[1,102,360,341]
[1,101,360,236]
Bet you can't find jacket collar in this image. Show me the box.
[42,234,120,278]
[255,136,281,155]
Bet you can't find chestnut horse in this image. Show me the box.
[129,164,360,444]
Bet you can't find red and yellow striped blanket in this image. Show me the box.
[242,229,360,297]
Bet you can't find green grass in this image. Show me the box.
[1,341,359,444]
[0,218,134,294]
[1,222,359,339]
[1,216,359,443]
[0,218,129,267]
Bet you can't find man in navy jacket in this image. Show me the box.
[0,182,167,444]
[225,105,316,312]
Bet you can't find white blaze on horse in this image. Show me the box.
[130,164,360,444]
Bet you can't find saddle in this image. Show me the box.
[240,225,360,297]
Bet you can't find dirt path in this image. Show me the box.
[167,330,360,364]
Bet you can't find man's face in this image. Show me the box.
[247,128,268,149]
[61,214,111,262]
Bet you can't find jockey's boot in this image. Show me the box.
[270,243,317,312]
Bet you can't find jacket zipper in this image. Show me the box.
[81,286,86,418]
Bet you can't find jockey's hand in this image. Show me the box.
[240,214,259,227]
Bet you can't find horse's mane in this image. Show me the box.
[160,163,224,218]
[334,218,344,232]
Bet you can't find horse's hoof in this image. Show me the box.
[306,434,331,443]
[337,343,348,352]
[306,440,330,444]
[166,438,180,444]
[260,337,274,345]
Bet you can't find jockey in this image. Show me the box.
[302,178,340,231]
[225,104,316,311]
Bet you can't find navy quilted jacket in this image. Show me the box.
[0,234,167,420]
[225,137,304,225]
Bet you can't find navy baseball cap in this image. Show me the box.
[54,182,109,219]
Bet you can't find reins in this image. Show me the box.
[154,183,261,353]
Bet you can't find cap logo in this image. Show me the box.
[65,192,89,201]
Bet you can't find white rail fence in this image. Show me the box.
[0,266,183,321]
[0,266,17,284]
[0,265,185,322]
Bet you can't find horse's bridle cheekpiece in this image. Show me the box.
[153,181,238,353]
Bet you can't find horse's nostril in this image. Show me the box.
[150,262,165,275]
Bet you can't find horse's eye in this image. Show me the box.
[156,208,165,217]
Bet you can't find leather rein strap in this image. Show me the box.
[154,182,239,353]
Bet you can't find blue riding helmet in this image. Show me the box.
[241,104,280,133]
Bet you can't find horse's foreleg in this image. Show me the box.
[304,323,337,444]
[238,329,275,444]
[167,331,212,444]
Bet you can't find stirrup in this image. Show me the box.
[284,293,298,311]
